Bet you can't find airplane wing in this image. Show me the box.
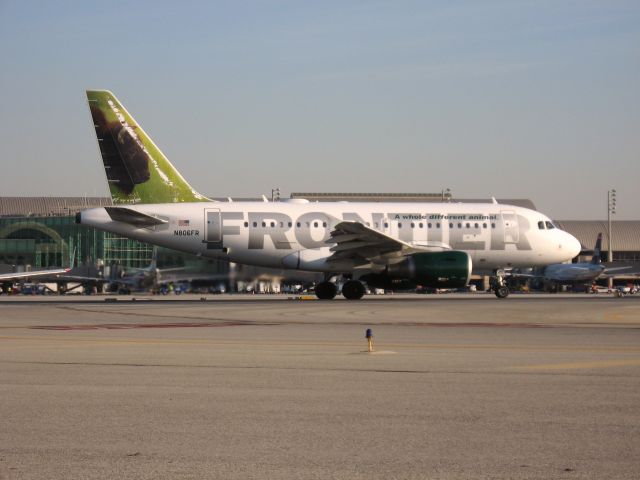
[326,221,450,269]
[0,268,70,281]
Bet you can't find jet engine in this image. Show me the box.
[361,251,471,290]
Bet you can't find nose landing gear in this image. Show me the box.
[491,270,510,298]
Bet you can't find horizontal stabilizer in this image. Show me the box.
[0,268,70,281]
[105,207,168,228]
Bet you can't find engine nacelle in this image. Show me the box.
[362,251,472,290]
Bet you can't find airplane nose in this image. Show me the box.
[565,232,582,259]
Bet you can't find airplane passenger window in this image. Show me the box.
[483,223,487,228]
[244,222,249,227]
[474,223,479,228]
[419,223,423,228]
[436,223,440,228]
[458,223,462,228]
[271,222,275,227]
[411,223,415,228]
[428,223,432,228]
[466,223,470,228]
[296,222,301,228]
[491,223,496,228]
[538,221,545,230]
[323,222,327,227]
[261,222,266,227]
[253,222,257,227]
[288,222,292,227]
[384,222,389,228]
[398,223,402,228]
[449,223,453,228]
[313,222,318,228]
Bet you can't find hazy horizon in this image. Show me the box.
[1,1,638,220]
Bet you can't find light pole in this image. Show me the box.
[607,189,616,289]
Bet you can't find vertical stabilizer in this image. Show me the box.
[591,233,603,264]
[86,90,210,204]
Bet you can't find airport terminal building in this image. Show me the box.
[1,195,638,286]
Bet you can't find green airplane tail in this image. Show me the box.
[86,90,210,204]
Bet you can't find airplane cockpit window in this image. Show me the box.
[538,221,545,230]
[545,221,555,229]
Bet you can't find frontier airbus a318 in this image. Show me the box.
[77,90,581,299]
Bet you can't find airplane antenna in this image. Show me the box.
[491,197,498,204]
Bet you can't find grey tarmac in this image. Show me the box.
[1,293,639,479]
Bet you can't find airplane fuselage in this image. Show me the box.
[80,200,580,275]
[543,263,605,282]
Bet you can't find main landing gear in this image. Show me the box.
[315,281,337,300]
[314,279,366,300]
[341,279,366,300]
[491,270,510,299]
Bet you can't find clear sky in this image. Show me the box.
[1,0,638,219]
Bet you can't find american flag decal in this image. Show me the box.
[178,219,190,226]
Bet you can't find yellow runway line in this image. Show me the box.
[513,358,640,371]
[2,335,640,353]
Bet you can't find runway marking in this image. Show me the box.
[30,321,260,330]
[2,335,640,353]
[28,321,555,330]
[513,358,640,371]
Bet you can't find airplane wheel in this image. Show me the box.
[315,281,337,300]
[494,286,509,298]
[342,280,366,300]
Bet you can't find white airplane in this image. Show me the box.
[77,90,581,299]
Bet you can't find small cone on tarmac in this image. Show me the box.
[366,328,373,352]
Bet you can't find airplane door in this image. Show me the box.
[501,210,519,244]
[204,208,223,249]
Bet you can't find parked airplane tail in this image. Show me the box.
[86,90,210,204]
[591,233,603,264]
